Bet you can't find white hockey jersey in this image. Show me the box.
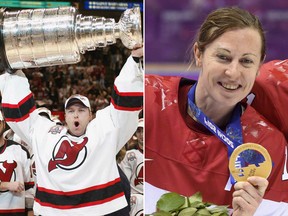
[0,56,143,216]
[130,193,143,216]
[119,148,143,216]
[119,149,143,194]
[0,140,33,215]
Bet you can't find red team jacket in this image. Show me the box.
[251,59,288,141]
[145,75,288,215]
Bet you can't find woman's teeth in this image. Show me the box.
[222,83,239,90]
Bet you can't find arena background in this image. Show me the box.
[0,0,143,122]
[146,0,288,80]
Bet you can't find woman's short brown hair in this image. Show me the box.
[190,7,266,65]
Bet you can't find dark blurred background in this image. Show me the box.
[146,0,288,76]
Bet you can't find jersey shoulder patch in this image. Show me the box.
[49,125,65,134]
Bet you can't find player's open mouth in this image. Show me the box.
[74,121,79,127]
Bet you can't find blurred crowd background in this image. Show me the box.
[24,40,131,121]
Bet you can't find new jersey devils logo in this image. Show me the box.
[0,160,17,192]
[134,161,143,187]
[48,136,88,172]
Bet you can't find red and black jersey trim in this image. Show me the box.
[2,93,36,122]
[34,178,125,209]
[25,181,35,191]
[111,85,143,111]
[0,209,26,216]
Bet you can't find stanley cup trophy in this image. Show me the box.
[0,6,142,73]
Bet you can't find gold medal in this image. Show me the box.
[229,143,272,182]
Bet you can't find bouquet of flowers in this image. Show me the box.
[146,192,229,216]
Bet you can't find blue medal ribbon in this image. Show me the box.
[187,83,243,184]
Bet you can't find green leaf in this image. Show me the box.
[157,192,186,212]
[179,197,189,210]
[207,205,229,214]
[190,201,206,209]
[194,208,211,216]
[152,211,173,216]
[211,213,229,216]
[178,207,198,216]
[188,192,202,203]
[152,191,229,216]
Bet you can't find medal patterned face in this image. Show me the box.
[229,143,272,182]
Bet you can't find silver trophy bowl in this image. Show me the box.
[0,6,142,71]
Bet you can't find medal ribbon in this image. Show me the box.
[187,83,243,184]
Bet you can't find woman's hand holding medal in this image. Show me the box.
[232,176,269,216]
[229,143,272,215]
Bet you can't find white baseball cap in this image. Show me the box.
[65,94,91,110]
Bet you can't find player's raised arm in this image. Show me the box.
[111,45,143,111]
[109,45,143,151]
[0,70,38,145]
